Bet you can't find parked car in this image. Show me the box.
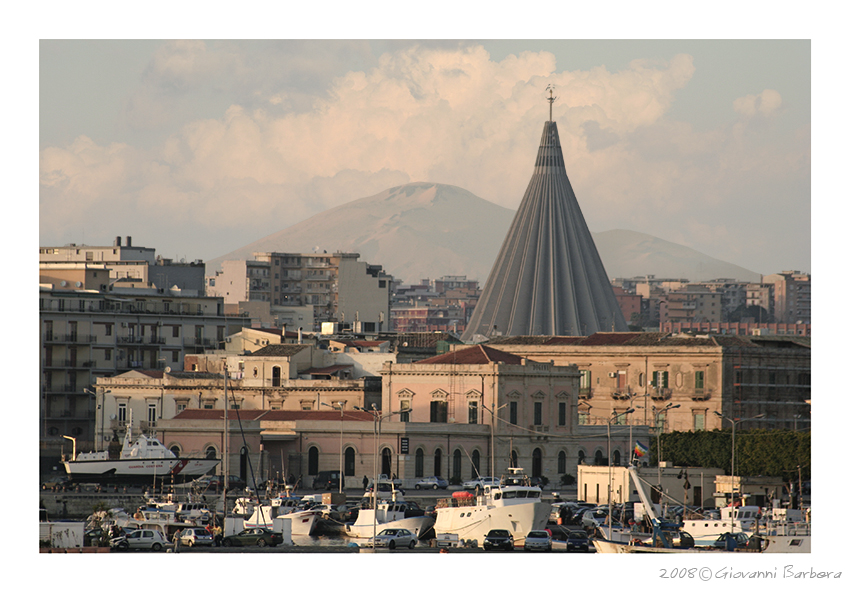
[523,530,552,551]
[565,530,590,552]
[713,532,749,550]
[483,529,514,551]
[110,529,167,551]
[365,528,418,549]
[529,476,548,489]
[415,476,448,490]
[462,476,501,491]
[221,527,283,548]
[180,527,214,547]
[312,470,344,490]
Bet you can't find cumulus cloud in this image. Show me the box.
[733,88,783,117]
[39,44,808,271]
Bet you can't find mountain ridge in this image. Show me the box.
[207,182,761,284]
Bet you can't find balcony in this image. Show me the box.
[650,387,672,401]
[691,388,712,401]
[611,386,633,400]
[578,388,593,400]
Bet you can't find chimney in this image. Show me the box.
[115,236,122,247]
[126,236,132,247]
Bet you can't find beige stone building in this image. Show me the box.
[483,332,811,433]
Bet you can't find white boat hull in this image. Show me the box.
[280,511,319,536]
[345,516,434,539]
[593,539,710,554]
[63,458,218,483]
[434,500,549,545]
[761,534,811,553]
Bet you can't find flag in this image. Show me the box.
[634,441,649,458]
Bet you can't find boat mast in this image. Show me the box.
[221,365,228,519]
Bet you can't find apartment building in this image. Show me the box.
[39,286,247,460]
[764,271,811,324]
[208,252,392,333]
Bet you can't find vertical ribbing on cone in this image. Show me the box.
[462,120,628,340]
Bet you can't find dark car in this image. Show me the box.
[312,470,344,490]
[483,529,514,551]
[42,476,71,491]
[566,530,590,552]
[221,527,283,547]
[713,532,749,550]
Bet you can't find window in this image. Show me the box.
[694,412,705,431]
[104,349,112,361]
[147,403,157,423]
[172,326,179,338]
[452,449,462,482]
[558,402,567,426]
[695,370,705,391]
[468,400,478,424]
[580,370,592,394]
[430,400,448,423]
[176,402,187,413]
[434,449,442,477]
[399,400,410,422]
[578,411,589,425]
[105,324,112,336]
[652,370,669,388]
[415,449,424,478]
[557,451,567,473]
[117,403,127,423]
[509,401,518,425]
[533,402,543,425]
[472,450,481,477]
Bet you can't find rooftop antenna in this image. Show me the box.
[546,84,558,122]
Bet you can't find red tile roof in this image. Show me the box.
[414,344,524,365]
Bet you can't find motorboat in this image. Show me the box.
[62,413,219,484]
[345,491,434,539]
[433,467,549,546]
[681,504,761,546]
[241,496,320,536]
[759,507,811,553]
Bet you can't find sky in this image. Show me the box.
[38,38,811,276]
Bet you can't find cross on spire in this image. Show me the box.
[546,85,558,122]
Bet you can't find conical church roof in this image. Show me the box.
[462,115,628,340]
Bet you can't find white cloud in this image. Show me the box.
[733,88,783,118]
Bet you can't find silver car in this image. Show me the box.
[180,527,214,547]
[365,528,418,550]
[523,530,552,552]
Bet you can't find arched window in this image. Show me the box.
[205,446,217,459]
[272,366,282,387]
[471,450,481,478]
[170,445,181,456]
[577,450,586,465]
[510,450,518,468]
[558,450,567,473]
[308,446,319,475]
[532,448,542,477]
[594,449,605,466]
[381,448,392,477]
[434,449,442,477]
[452,449,462,482]
[415,449,424,478]
[613,449,621,467]
[344,447,356,477]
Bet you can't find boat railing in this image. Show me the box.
[763,522,811,537]
[436,497,476,509]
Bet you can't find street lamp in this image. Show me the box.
[714,411,765,530]
[607,409,635,539]
[321,401,345,494]
[355,404,407,548]
[481,401,507,480]
[652,403,680,493]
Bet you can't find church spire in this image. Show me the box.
[461,92,628,340]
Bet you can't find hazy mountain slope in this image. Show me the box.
[208,182,760,283]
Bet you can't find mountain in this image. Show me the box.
[207,182,761,284]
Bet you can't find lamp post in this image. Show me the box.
[481,401,508,480]
[607,409,635,539]
[652,403,680,492]
[714,411,765,531]
[321,401,345,494]
[355,404,406,548]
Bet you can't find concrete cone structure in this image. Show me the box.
[462,116,628,340]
